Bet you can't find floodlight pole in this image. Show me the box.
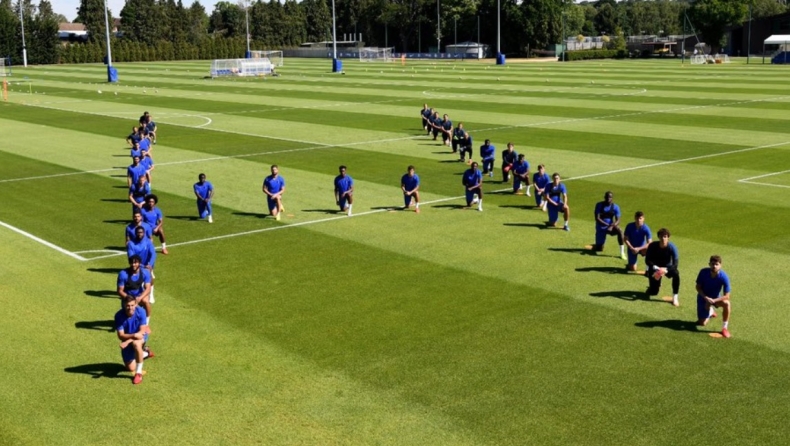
[561,12,566,62]
[331,0,340,72]
[245,1,251,58]
[496,0,501,58]
[747,2,752,64]
[436,0,440,53]
[19,3,27,67]
[103,0,116,82]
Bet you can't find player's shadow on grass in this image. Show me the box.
[104,245,126,251]
[439,159,464,164]
[589,290,651,301]
[75,320,115,332]
[548,247,598,256]
[433,204,468,210]
[109,174,127,178]
[112,185,128,189]
[370,206,400,211]
[64,363,128,380]
[84,290,118,299]
[502,223,551,230]
[576,266,628,274]
[499,204,535,210]
[634,319,701,332]
[232,211,268,218]
[87,267,122,275]
[103,219,130,224]
[101,198,129,203]
[168,215,200,221]
[112,154,128,158]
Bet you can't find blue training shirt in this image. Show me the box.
[480,144,495,161]
[533,173,550,190]
[194,181,214,200]
[117,268,152,298]
[334,175,353,193]
[127,237,156,268]
[624,222,651,246]
[514,160,530,176]
[546,183,567,203]
[141,206,162,229]
[594,202,621,230]
[401,173,420,191]
[115,306,148,335]
[127,164,147,185]
[462,169,482,187]
[125,222,153,241]
[264,175,285,195]
[696,268,731,298]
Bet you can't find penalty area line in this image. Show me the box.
[0,220,86,261]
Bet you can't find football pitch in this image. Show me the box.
[2,57,790,445]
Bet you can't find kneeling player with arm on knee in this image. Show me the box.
[623,211,652,271]
[696,255,732,338]
[117,255,152,323]
[115,297,152,385]
[401,165,420,213]
[512,154,530,195]
[462,162,484,211]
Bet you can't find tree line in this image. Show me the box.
[1,0,787,66]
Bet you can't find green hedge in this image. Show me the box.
[58,37,276,64]
[559,49,628,61]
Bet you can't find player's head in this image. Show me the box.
[538,164,545,173]
[507,142,514,150]
[604,191,613,203]
[458,122,464,129]
[137,175,147,185]
[634,211,644,225]
[132,210,143,223]
[339,165,347,176]
[443,114,448,119]
[198,173,206,183]
[132,156,140,165]
[145,194,158,207]
[423,103,428,108]
[407,165,415,175]
[657,228,670,246]
[471,161,479,170]
[128,255,142,269]
[134,225,146,240]
[123,296,138,316]
[518,154,525,161]
[552,172,561,183]
[709,255,722,271]
[484,139,491,145]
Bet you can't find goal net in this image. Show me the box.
[359,47,392,62]
[0,57,10,76]
[210,58,273,78]
[250,50,283,67]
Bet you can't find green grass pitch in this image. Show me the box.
[1,57,790,445]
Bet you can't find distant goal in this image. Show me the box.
[0,57,10,76]
[250,50,283,67]
[210,58,273,78]
[359,47,392,62]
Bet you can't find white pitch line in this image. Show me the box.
[569,141,790,181]
[81,194,477,261]
[738,169,790,182]
[738,180,790,189]
[0,220,86,261]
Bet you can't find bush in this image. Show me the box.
[559,49,628,61]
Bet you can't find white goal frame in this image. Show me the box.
[359,47,392,62]
[250,50,283,67]
[0,57,10,76]
[210,58,273,78]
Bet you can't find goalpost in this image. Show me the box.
[250,50,283,67]
[210,58,274,78]
[0,57,11,77]
[359,47,392,62]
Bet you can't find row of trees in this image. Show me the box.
[1,0,788,66]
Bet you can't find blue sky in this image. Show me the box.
[53,0,221,22]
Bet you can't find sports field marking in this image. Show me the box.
[738,169,790,189]
[570,141,790,181]
[0,220,86,261]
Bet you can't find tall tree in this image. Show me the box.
[76,0,110,42]
[751,0,787,19]
[208,1,244,37]
[29,0,60,64]
[187,0,208,44]
[0,2,18,63]
[303,0,331,42]
[688,0,747,50]
[120,0,162,44]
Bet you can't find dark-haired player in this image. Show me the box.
[263,165,286,220]
[480,139,495,178]
[592,191,626,259]
[401,165,421,213]
[544,172,569,230]
[532,164,550,210]
[334,165,354,216]
[624,211,652,271]
[696,255,732,338]
[115,297,151,385]
[462,162,484,211]
[194,173,214,223]
[645,228,679,306]
[142,194,167,254]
